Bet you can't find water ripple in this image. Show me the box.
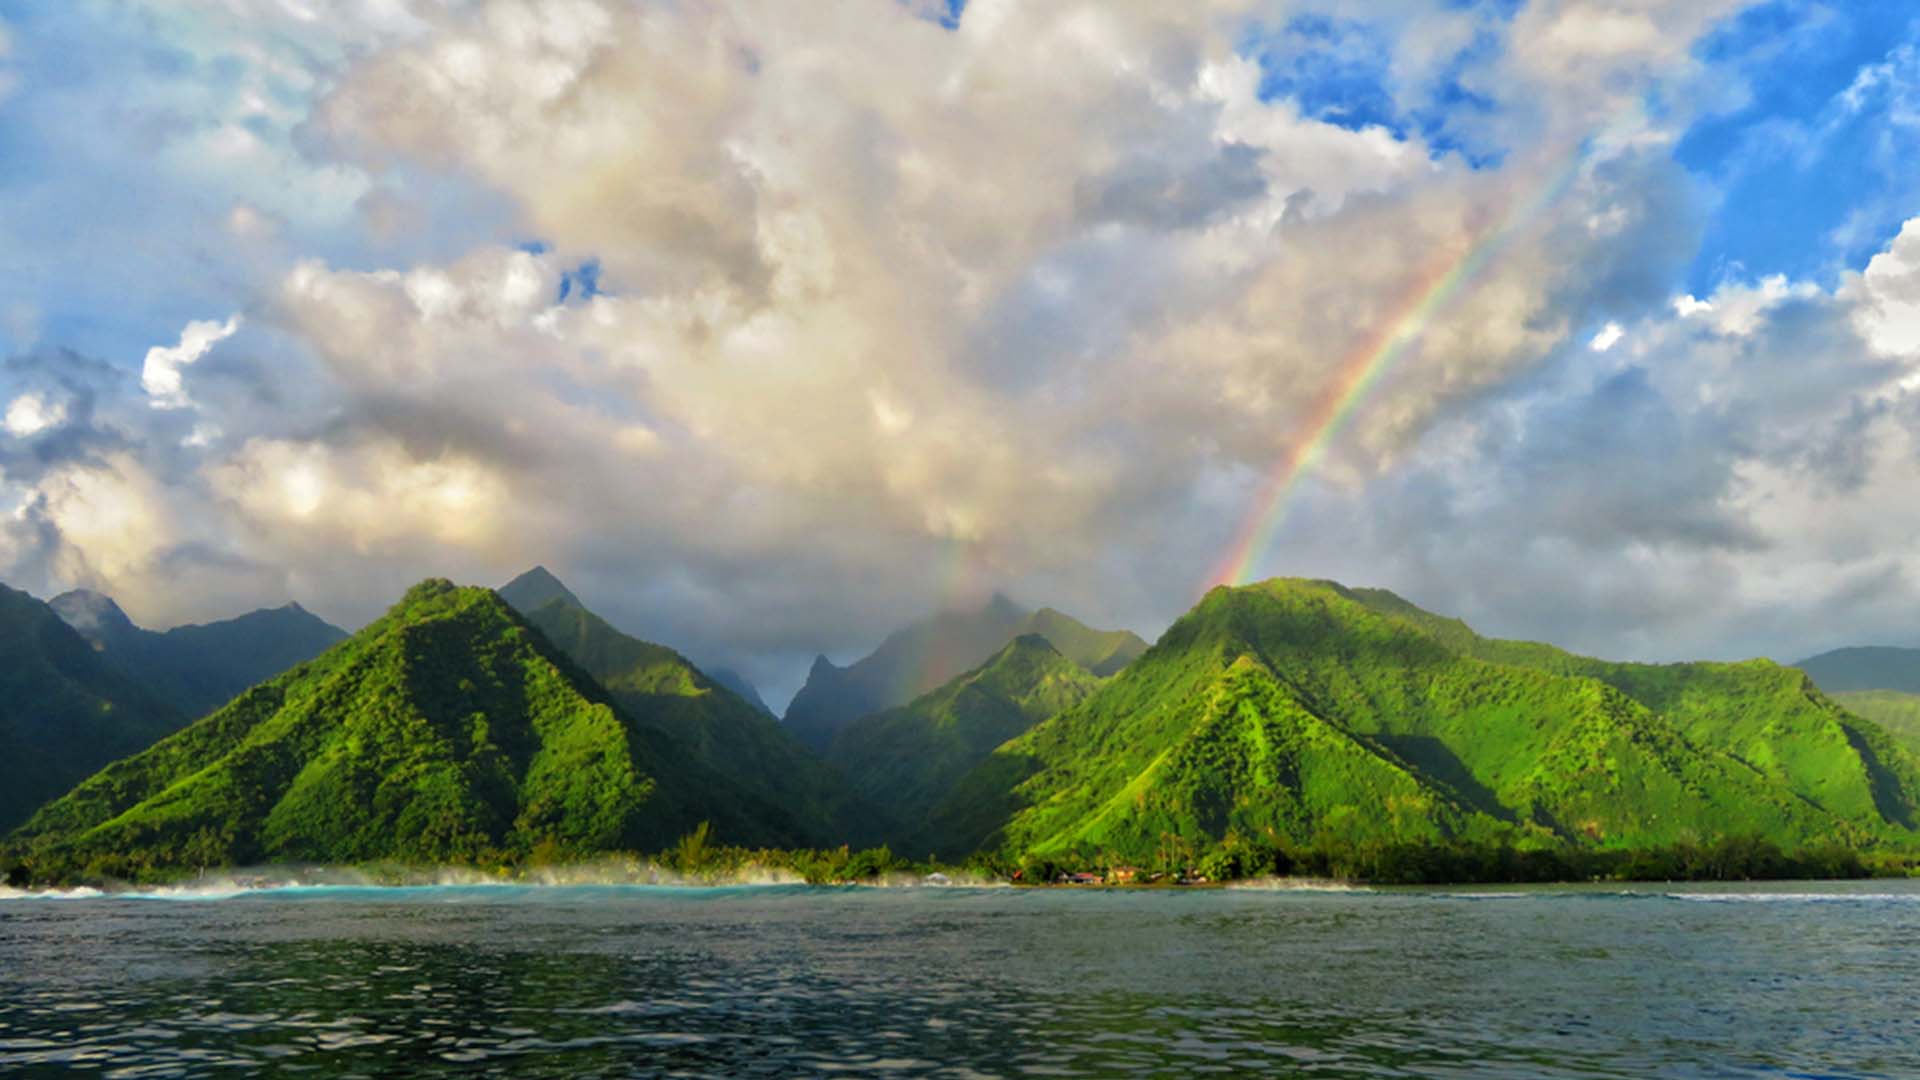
[0,882,1915,1077]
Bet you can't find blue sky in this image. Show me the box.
[1677,0,1920,290]
[2,1,1919,703]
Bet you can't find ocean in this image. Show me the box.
[2,878,1916,1077]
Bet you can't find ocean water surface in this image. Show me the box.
[2,878,1916,1078]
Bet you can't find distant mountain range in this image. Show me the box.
[50,589,346,719]
[784,594,1147,751]
[0,585,184,833]
[7,569,1920,881]
[500,566,778,714]
[706,669,775,716]
[1794,646,1920,695]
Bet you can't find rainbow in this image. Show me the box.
[1206,146,1592,591]
[889,533,994,701]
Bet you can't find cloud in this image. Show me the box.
[3,392,64,437]
[1847,216,1920,358]
[141,315,241,409]
[23,0,1920,703]
[1339,215,1920,664]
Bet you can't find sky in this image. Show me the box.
[2,0,1919,708]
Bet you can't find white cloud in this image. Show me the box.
[209,437,511,553]
[1352,217,1920,665]
[1686,274,1820,337]
[3,393,64,437]
[1846,216,1920,358]
[141,315,241,409]
[7,0,1853,683]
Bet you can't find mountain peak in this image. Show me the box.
[48,588,137,644]
[983,591,1021,617]
[9,576,817,876]
[497,565,581,614]
[1000,632,1061,657]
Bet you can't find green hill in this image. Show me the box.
[0,585,186,833]
[1794,646,1920,694]
[928,579,1920,865]
[1830,690,1920,754]
[5,581,812,880]
[784,595,1148,750]
[1019,610,1149,676]
[827,634,1102,851]
[50,589,347,718]
[498,569,873,846]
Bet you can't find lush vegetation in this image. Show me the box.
[50,589,346,719]
[10,573,1920,888]
[2,581,815,882]
[929,579,1920,866]
[974,833,1918,885]
[784,594,1147,750]
[0,585,186,833]
[502,569,878,847]
[1,821,935,890]
[1831,690,1920,755]
[828,634,1103,851]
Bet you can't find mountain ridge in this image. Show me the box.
[497,568,876,846]
[5,580,813,879]
[1794,646,1920,695]
[783,595,1148,751]
[50,588,348,719]
[0,585,187,833]
[924,579,1920,864]
[827,633,1103,852]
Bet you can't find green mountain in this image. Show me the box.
[1830,690,1920,754]
[784,595,1148,750]
[6,581,813,880]
[1019,610,1150,677]
[497,568,872,846]
[50,589,347,719]
[0,585,186,833]
[927,579,1920,864]
[1794,646,1920,694]
[495,565,581,613]
[827,634,1102,851]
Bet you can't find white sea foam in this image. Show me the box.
[0,861,1011,899]
[1225,877,1371,893]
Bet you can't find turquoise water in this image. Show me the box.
[2,879,1917,1077]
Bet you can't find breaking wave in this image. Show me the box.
[0,862,1005,900]
[1225,877,1372,893]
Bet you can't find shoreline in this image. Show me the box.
[7,869,1920,901]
